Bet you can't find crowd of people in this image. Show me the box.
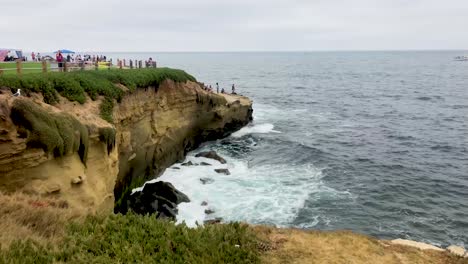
[203,83,237,95]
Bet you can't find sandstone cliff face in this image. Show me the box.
[0,80,252,214]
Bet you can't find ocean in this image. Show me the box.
[126,51,468,247]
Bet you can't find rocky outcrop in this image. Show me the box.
[0,79,253,214]
[195,151,227,164]
[128,181,189,219]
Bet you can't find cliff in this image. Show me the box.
[0,77,252,214]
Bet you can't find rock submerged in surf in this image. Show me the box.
[195,151,226,164]
[181,161,197,166]
[200,178,214,184]
[200,162,211,166]
[205,209,215,214]
[214,169,231,175]
[128,181,190,219]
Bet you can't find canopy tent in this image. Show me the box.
[0,49,23,61]
[54,49,75,54]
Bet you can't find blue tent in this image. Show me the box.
[54,49,75,54]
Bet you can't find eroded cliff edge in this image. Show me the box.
[0,80,253,214]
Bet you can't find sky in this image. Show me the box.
[1,0,468,52]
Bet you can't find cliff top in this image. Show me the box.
[0,68,197,122]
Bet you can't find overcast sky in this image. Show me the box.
[1,0,467,52]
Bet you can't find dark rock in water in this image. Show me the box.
[181,161,195,166]
[201,201,208,206]
[195,151,226,164]
[214,169,231,175]
[128,181,190,219]
[205,209,215,214]
[204,217,223,225]
[171,167,180,170]
[200,162,211,166]
[200,178,215,184]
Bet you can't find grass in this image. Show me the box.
[0,192,465,264]
[0,62,49,76]
[0,193,260,264]
[0,68,197,122]
[10,100,89,163]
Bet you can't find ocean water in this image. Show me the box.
[128,51,468,247]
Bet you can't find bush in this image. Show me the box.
[0,213,260,264]
[0,68,197,122]
[10,100,89,163]
[98,127,116,154]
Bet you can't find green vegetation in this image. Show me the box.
[10,100,89,163]
[0,68,197,122]
[98,127,116,154]
[0,213,260,264]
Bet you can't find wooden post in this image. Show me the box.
[80,61,85,71]
[16,60,22,76]
[95,61,99,71]
[130,60,133,69]
[63,62,68,72]
[42,60,47,73]
[139,60,142,68]
[119,60,123,69]
[108,62,111,70]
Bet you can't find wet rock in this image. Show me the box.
[128,181,190,219]
[195,151,226,164]
[201,201,208,206]
[214,169,231,175]
[200,162,211,166]
[447,245,466,257]
[204,217,223,225]
[200,178,214,185]
[205,209,215,214]
[171,167,180,170]
[181,161,194,166]
[71,175,85,185]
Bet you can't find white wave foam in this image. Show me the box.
[231,123,280,138]
[145,150,327,228]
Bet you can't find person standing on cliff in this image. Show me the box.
[56,51,64,72]
[231,84,236,94]
[216,83,219,93]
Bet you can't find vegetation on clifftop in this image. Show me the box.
[0,68,197,122]
[10,100,89,163]
[0,214,260,263]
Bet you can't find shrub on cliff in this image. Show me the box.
[0,213,260,263]
[10,100,89,163]
[0,68,197,122]
[98,127,116,154]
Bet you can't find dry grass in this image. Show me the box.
[0,192,82,249]
[254,226,468,264]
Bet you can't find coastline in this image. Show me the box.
[0,68,466,262]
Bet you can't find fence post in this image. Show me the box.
[95,61,99,71]
[64,62,68,72]
[16,60,22,76]
[108,62,111,70]
[119,60,123,69]
[130,60,133,69]
[42,60,47,73]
